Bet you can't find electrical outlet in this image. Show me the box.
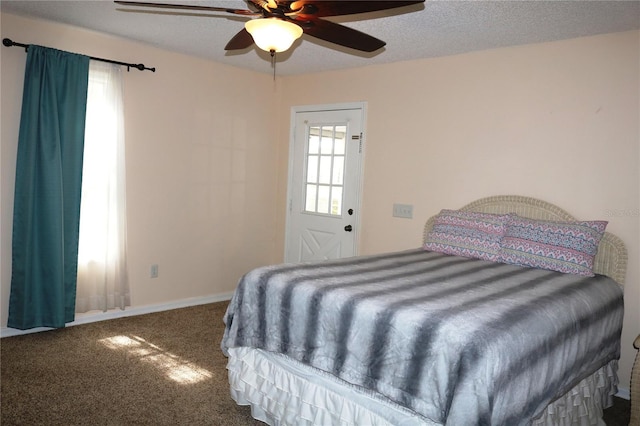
[150,264,159,278]
[393,203,413,219]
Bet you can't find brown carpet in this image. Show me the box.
[1,302,260,425]
[1,301,631,425]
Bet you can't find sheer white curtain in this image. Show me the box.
[76,61,130,313]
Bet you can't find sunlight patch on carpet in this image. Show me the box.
[99,335,213,384]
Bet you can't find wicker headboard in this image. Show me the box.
[423,195,628,285]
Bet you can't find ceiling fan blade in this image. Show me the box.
[225,28,255,50]
[290,0,424,18]
[244,0,275,12]
[114,1,257,16]
[300,18,384,52]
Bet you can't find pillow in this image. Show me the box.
[499,216,607,276]
[424,209,511,262]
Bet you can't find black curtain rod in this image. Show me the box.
[2,38,155,72]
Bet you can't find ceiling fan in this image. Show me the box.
[114,0,425,54]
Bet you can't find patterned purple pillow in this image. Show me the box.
[499,216,607,276]
[424,210,511,261]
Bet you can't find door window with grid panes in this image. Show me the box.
[304,125,346,216]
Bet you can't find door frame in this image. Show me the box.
[284,102,367,261]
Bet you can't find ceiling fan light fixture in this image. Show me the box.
[245,18,303,53]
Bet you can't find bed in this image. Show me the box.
[221,195,627,425]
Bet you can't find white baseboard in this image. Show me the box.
[616,387,630,400]
[0,292,234,338]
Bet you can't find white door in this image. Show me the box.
[285,104,365,263]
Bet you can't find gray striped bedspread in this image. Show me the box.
[221,249,623,425]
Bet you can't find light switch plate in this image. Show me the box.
[393,203,413,219]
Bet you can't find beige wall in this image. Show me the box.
[1,13,281,323]
[277,30,640,393]
[1,11,638,394]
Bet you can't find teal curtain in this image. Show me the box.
[8,46,90,329]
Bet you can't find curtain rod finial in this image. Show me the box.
[3,38,14,47]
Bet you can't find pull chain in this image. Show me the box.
[270,49,276,81]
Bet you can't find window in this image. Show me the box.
[304,125,346,216]
[76,61,130,313]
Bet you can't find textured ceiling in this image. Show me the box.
[2,0,639,75]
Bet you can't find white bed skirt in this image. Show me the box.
[226,347,618,426]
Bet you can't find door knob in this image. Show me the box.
[344,225,353,232]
